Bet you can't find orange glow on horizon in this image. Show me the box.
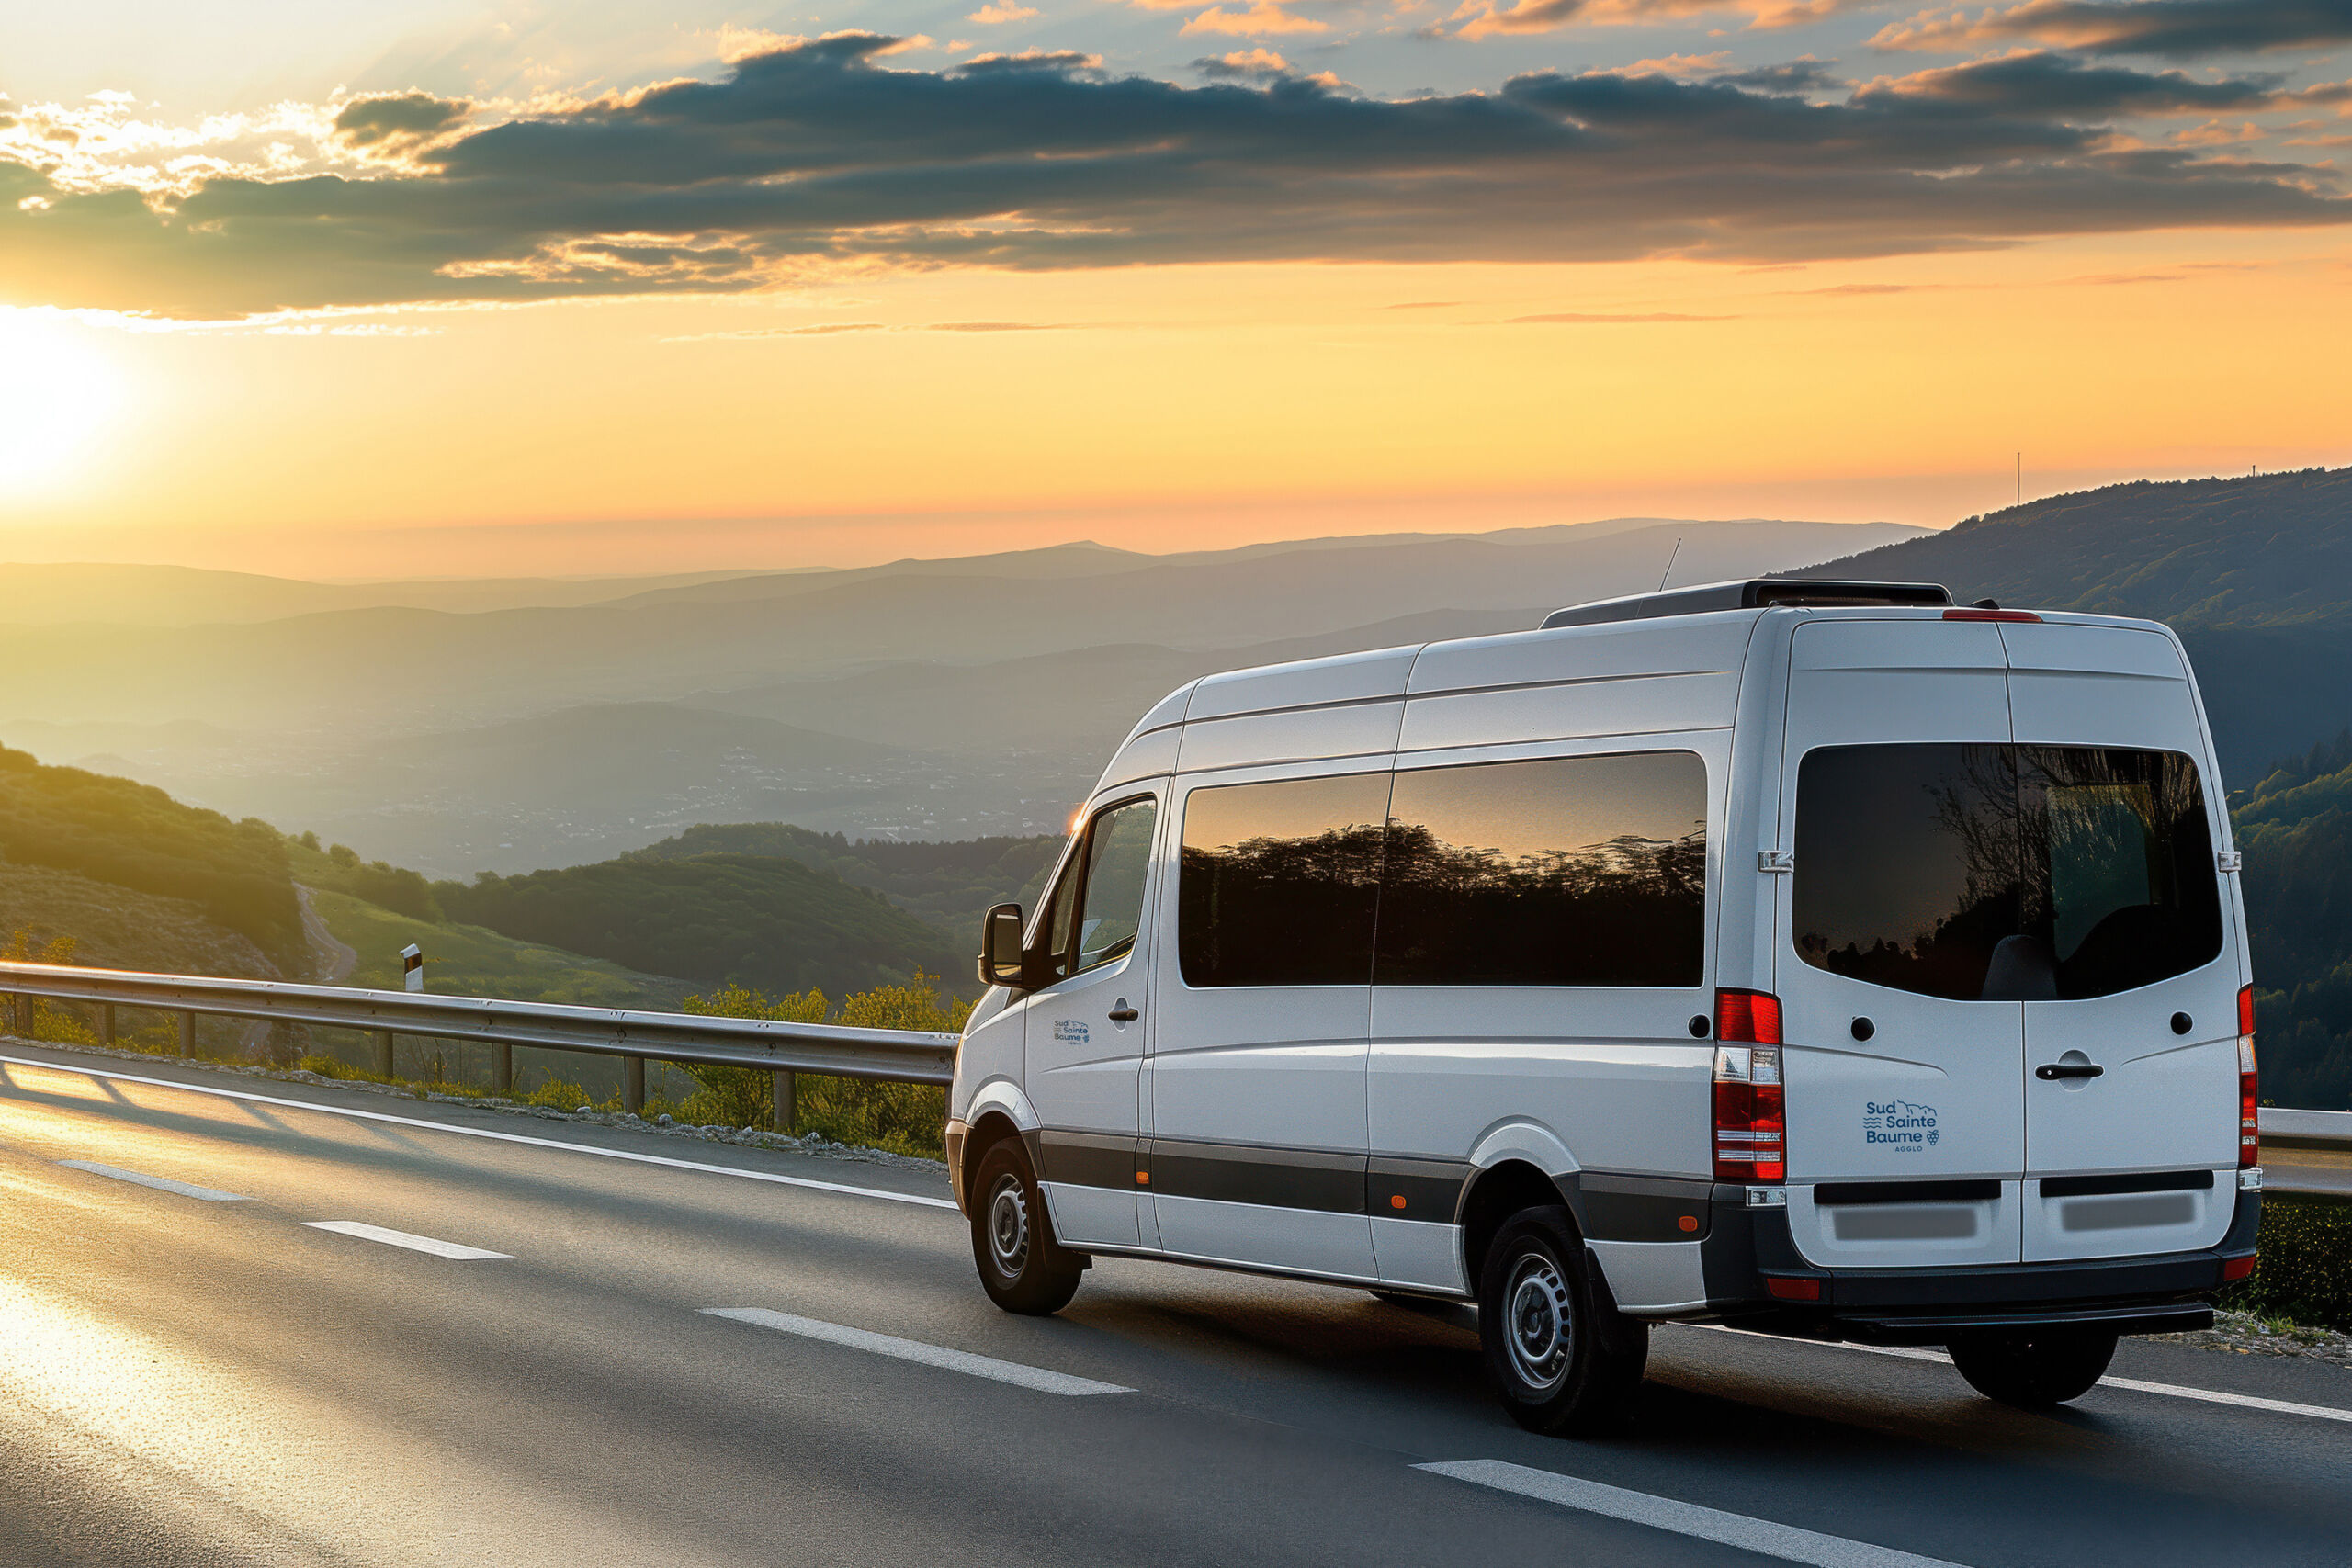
[3,231,2347,578]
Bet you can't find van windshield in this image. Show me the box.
[1792,744,2222,1001]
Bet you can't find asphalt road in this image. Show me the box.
[2,1042,2349,1568]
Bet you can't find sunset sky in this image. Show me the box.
[4,0,2348,576]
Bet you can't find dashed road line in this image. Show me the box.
[0,1053,956,1211]
[1690,1324,2352,1425]
[1416,1460,1973,1568]
[704,1307,1133,1396]
[57,1159,248,1202]
[303,1220,510,1260]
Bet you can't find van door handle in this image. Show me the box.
[2035,1062,2104,1081]
[1108,1008,1139,1022]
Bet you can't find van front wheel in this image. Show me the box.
[1949,1327,2118,1408]
[970,1140,1083,1315]
[1477,1206,1648,1435]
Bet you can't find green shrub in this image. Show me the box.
[677,972,967,1156]
[2220,1192,2352,1331]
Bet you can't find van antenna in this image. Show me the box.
[1656,536,1684,593]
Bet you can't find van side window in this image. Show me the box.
[1794,743,2221,1001]
[1179,773,1389,987]
[1075,797,1157,974]
[1378,751,1708,987]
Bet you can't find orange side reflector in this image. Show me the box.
[1135,1171,1150,1185]
[1390,1194,1408,1211]
[1678,1214,1700,1233]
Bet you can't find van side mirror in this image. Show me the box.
[979,903,1029,989]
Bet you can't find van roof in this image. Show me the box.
[1539,578,1951,630]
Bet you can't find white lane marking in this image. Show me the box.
[1689,1324,2352,1424]
[703,1307,1132,1396]
[304,1220,509,1260]
[0,1053,956,1211]
[1416,1460,1972,1568]
[57,1159,248,1202]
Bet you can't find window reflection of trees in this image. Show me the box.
[1376,821,1705,987]
[1801,744,2218,1002]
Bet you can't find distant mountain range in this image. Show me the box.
[0,516,1919,872]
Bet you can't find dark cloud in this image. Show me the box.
[1872,0,2352,58]
[3,32,2345,317]
[956,50,1103,75]
[1859,51,2293,114]
[333,91,471,152]
[1718,60,1848,94]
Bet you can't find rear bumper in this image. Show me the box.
[1697,1184,2260,1345]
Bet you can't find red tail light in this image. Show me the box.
[1716,988,1781,1046]
[1714,990,1784,1182]
[2238,984,2258,1169]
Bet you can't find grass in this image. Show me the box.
[309,889,692,1007]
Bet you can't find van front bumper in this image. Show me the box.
[1698,1184,2261,1345]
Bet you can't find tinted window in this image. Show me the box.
[1076,797,1156,974]
[2018,748,2221,998]
[1378,751,1707,987]
[1794,744,2220,1001]
[1179,773,1389,987]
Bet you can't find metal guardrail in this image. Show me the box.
[0,960,958,1122]
[2260,1107,2352,1201]
[0,957,2341,1183]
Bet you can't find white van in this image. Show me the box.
[944,580,2263,1433]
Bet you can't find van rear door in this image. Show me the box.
[2004,623,2241,1263]
[1775,618,2028,1269]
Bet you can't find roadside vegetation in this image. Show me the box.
[2220,1193,2352,1333]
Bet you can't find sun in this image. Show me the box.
[0,310,124,498]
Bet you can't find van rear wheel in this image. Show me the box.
[1949,1326,2118,1408]
[1476,1206,1648,1436]
[970,1140,1083,1315]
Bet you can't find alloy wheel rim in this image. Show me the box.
[1504,1252,1574,1392]
[988,1173,1031,1277]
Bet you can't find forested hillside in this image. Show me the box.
[629,823,1060,947]
[2235,730,2352,1109]
[0,745,301,971]
[435,852,964,997]
[1802,467,2352,626]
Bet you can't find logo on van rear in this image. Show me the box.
[1864,1099,1939,1152]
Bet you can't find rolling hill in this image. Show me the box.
[435,853,966,998]
[1798,468,2352,626]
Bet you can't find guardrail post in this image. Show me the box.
[178,1012,195,1057]
[100,1003,114,1045]
[773,1068,795,1134]
[374,1032,394,1078]
[12,994,28,1037]
[493,1042,513,1095]
[622,1055,644,1114]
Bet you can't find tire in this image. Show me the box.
[969,1139,1084,1315]
[1476,1205,1649,1436]
[1949,1327,2118,1408]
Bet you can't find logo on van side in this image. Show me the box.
[1053,1020,1090,1045]
[1864,1099,1939,1152]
